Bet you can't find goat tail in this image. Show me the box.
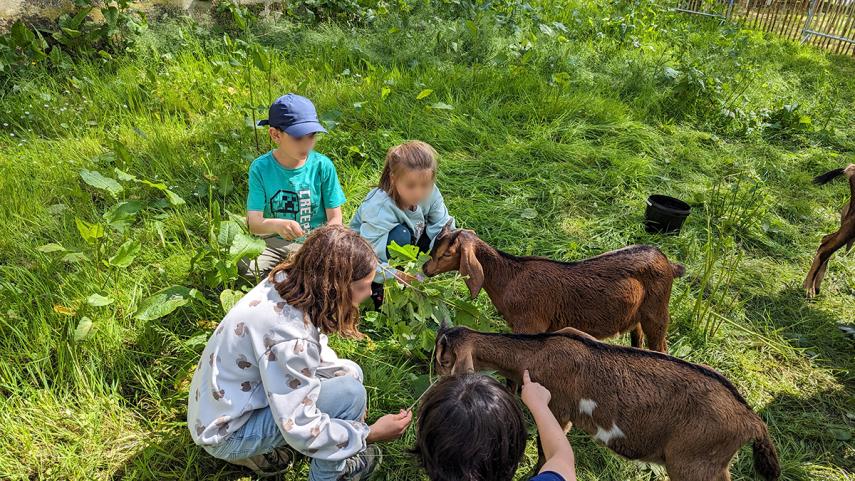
[752,428,781,481]
[670,262,686,278]
[813,167,845,185]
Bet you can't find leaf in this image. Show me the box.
[538,23,555,36]
[387,241,420,262]
[520,208,538,219]
[416,89,433,100]
[161,188,183,206]
[184,333,209,348]
[79,169,123,197]
[663,67,681,81]
[138,179,185,206]
[37,243,66,253]
[73,317,93,341]
[380,86,391,100]
[134,286,197,321]
[54,305,76,316]
[103,200,143,232]
[217,220,242,248]
[229,232,266,263]
[107,239,141,268]
[48,203,68,215]
[430,102,454,110]
[75,217,105,244]
[87,293,114,307]
[220,289,245,313]
[11,20,35,46]
[61,252,90,263]
[830,428,851,441]
[114,168,137,182]
[251,45,270,72]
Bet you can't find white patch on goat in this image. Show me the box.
[578,398,598,416]
[594,423,625,445]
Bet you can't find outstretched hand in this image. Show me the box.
[367,409,413,443]
[521,369,552,410]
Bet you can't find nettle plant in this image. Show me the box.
[360,242,490,360]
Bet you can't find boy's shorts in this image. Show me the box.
[238,236,302,278]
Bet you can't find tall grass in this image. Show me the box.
[0,2,854,480]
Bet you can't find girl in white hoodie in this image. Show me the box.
[188,225,412,480]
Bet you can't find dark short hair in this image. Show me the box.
[413,373,528,481]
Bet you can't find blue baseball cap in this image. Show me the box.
[257,93,327,137]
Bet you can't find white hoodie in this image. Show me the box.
[187,272,369,461]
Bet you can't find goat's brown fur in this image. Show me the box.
[423,224,684,352]
[434,327,781,481]
[804,164,855,297]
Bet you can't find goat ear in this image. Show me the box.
[459,238,484,299]
[438,318,451,333]
[438,219,454,240]
[450,347,474,375]
[433,334,446,371]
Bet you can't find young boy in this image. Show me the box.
[413,370,576,481]
[241,93,347,276]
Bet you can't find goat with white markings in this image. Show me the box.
[434,326,781,481]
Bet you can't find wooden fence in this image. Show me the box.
[677,0,855,55]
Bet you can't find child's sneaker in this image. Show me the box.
[339,444,382,480]
[231,446,295,477]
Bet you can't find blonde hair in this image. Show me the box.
[378,140,438,207]
[268,225,376,339]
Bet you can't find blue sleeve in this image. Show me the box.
[424,185,454,245]
[352,193,400,282]
[247,163,267,212]
[319,156,346,209]
[530,472,565,481]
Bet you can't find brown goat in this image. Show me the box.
[422,223,684,352]
[434,326,781,481]
[804,164,855,298]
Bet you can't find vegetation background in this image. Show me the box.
[0,0,853,479]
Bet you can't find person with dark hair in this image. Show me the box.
[413,370,576,481]
[188,225,412,480]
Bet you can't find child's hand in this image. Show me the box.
[393,270,423,284]
[366,409,413,443]
[276,219,305,240]
[521,369,552,410]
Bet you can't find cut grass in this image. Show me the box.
[0,2,853,480]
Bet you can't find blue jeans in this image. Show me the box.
[203,375,367,481]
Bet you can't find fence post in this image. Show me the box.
[802,0,819,43]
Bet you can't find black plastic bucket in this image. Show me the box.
[644,195,691,234]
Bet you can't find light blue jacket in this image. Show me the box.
[350,186,455,282]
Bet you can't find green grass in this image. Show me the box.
[1,1,854,479]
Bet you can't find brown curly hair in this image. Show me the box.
[268,225,377,339]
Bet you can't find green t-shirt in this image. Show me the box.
[246,150,346,232]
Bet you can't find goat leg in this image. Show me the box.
[629,324,643,348]
[804,230,847,297]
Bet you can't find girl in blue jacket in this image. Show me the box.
[350,140,455,307]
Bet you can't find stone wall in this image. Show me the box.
[0,0,280,31]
